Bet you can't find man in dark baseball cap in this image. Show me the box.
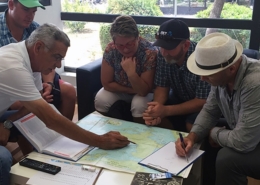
[153,19,190,50]
[143,19,210,133]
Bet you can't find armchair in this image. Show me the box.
[242,49,260,60]
[76,58,102,119]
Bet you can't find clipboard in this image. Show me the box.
[138,142,205,176]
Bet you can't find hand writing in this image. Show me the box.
[175,136,193,157]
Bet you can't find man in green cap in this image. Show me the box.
[0,0,76,120]
[13,0,45,9]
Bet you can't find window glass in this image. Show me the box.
[61,0,253,20]
[190,27,250,48]
[63,21,159,67]
[63,20,250,68]
[63,22,103,68]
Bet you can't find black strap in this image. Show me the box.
[196,48,237,70]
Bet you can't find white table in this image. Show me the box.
[10,151,135,185]
[10,112,202,185]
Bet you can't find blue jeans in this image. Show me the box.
[0,146,12,185]
[0,110,18,185]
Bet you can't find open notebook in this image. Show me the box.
[139,142,204,176]
[13,105,94,161]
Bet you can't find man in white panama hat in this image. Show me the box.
[176,32,260,185]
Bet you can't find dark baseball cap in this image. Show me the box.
[153,19,190,50]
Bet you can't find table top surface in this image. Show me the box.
[10,112,189,185]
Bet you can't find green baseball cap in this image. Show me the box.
[18,0,45,9]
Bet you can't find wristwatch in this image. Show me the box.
[46,82,55,90]
[3,120,13,129]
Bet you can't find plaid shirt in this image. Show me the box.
[154,41,210,101]
[0,10,39,47]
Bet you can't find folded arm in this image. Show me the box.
[101,59,135,94]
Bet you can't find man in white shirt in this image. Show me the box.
[0,23,129,185]
[0,0,76,120]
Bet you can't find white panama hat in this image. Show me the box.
[187,32,243,76]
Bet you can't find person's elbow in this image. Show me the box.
[102,81,112,91]
[137,87,151,97]
[137,92,148,97]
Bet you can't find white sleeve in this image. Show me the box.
[33,72,43,91]
[0,68,42,101]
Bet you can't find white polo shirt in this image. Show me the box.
[0,41,42,116]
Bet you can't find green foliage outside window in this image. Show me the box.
[191,3,252,48]
[99,0,163,51]
[62,0,99,33]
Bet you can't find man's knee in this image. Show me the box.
[216,147,241,175]
[59,82,76,100]
[0,146,12,170]
[216,147,233,168]
[216,147,249,184]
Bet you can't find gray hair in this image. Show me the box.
[110,15,139,40]
[26,23,70,50]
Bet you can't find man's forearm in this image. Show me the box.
[42,70,55,83]
[7,107,31,122]
[187,132,199,143]
[153,87,169,104]
[22,99,103,147]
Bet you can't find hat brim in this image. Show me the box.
[153,39,181,50]
[187,39,243,76]
[19,1,45,9]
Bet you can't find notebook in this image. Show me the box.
[138,142,205,176]
[13,105,94,161]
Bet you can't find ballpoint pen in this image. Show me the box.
[128,140,137,145]
[179,133,189,163]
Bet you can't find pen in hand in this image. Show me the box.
[128,140,137,145]
[179,133,189,163]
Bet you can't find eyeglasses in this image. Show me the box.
[114,38,137,50]
[155,33,186,41]
[43,42,64,62]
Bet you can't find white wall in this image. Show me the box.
[34,0,65,74]
[34,0,63,30]
[33,0,76,88]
